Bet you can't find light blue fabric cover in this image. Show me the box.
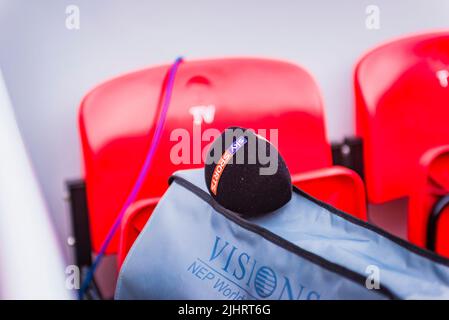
[115,169,449,300]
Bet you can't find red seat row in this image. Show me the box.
[355,32,449,256]
[77,31,449,268]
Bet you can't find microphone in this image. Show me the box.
[204,127,292,218]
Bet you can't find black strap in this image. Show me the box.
[427,194,449,251]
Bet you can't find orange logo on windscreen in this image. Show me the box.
[210,136,247,195]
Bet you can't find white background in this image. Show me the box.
[1,0,449,267]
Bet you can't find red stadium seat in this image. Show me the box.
[79,57,335,254]
[117,165,367,268]
[118,199,158,268]
[354,32,449,204]
[409,145,449,257]
[291,166,367,220]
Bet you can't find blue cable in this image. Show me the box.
[78,56,184,299]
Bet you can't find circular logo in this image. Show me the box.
[254,266,277,298]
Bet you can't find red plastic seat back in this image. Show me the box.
[79,58,332,253]
[291,166,367,220]
[118,166,367,268]
[409,145,449,257]
[355,32,449,203]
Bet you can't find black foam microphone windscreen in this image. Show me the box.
[204,127,292,217]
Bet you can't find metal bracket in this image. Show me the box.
[331,136,364,180]
[66,179,92,269]
[427,194,449,252]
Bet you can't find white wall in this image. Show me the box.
[0,69,71,299]
[1,0,448,263]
